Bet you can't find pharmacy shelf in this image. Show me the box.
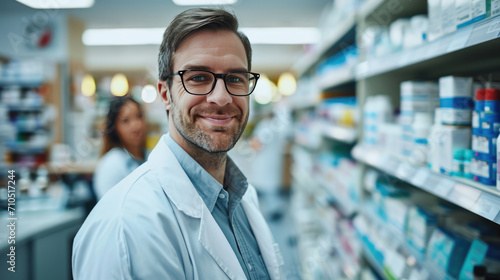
[7,105,45,112]
[360,204,454,280]
[316,176,359,217]
[360,242,388,280]
[294,15,356,76]
[317,63,356,91]
[352,144,500,225]
[319,121,357,144]
[0,79,43,88]
[356,15,500,79]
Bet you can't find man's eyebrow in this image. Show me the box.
[182,64,249,72]
[182,64,211,71]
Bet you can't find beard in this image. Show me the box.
[169,95,248,154]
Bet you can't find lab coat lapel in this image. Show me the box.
[241,198,282,280]
[149,136,246,279]
[199,202,247,280]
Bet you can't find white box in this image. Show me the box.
[439,76,473,97]
[401,81,439,96]
[456,0,473,28]
[492,0,500,17]
[438,126,471,174]
[428,0,444,41]
[442,0,458,35]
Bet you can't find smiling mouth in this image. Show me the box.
[199,115,235,126]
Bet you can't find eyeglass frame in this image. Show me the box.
[168,69,261,96]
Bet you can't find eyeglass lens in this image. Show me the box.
[181,70,256,95]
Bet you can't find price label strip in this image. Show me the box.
[434,178,455,198]
[472,193,500,222]
[447,25,473,52]
[410,168,429,187]
[448,183,481,209]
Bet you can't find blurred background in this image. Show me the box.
[2,0,500,279]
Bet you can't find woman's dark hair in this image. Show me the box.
[101,96,142,156]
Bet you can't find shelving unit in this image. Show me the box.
[290,0,500,279]
[352,144,500,225]
[319,121,358,144]
[0,59,57,170]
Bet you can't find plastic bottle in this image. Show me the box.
[428,108,443,172]
[412,112,433,165]
[473,88,485,135]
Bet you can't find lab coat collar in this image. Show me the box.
[148,135,247,279]
[148,134,280,280]
[148,134,204,218]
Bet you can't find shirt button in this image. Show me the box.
[247,264,252,271]
[218,193,226,199]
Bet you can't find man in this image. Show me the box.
[72,7,284,280]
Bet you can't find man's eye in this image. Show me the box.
[187,74,211,82]
[227,75,246,83]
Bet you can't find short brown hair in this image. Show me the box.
[158,8,252,87]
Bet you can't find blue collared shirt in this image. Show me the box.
[166,135,270,280]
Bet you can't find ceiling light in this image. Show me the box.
[82,28,164,46]
[277,72,297,96]
[110,74,129,97]
[16,0,94,9]
[141,85,158,103]
[240,27,320,45]
[81,74,96,97]
[83,27,319,46]
[253,75,275,105]
[172,0,237,5]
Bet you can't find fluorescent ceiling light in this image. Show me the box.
[16,0,94,9]
[83,27,319,46]
[172,0,237,5]
[83,28,165,46]
[240,27,320,45]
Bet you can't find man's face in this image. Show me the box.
[159,29,250,153]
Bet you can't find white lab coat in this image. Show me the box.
[93,147,141,200]
[72,135,284,280]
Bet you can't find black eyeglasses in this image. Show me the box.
[169,70,260,96]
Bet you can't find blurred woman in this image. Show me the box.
[93,96,147,200]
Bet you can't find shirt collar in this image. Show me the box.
[165,134,248,212]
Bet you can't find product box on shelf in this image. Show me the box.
[438,126,472,175]
[439,76,474,125]
[442,0,458,35]
[406,206,438,255]
[471,152,497,185]
[428,0,444,41]
[459,239,500,279]
[427,227,472,278]
[456,0,473,28]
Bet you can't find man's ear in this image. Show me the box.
[158,80,171,111]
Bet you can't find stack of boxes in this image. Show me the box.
[472,86,500,185]
[399,81,439,160]
[437,76,473,176]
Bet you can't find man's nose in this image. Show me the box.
[206,78,232,106]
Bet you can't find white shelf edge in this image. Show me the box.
[319,121,358,143]
[355,15,500,79]
[294,16,356,76]
[352,144,500,225]
[317,63,357,91]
